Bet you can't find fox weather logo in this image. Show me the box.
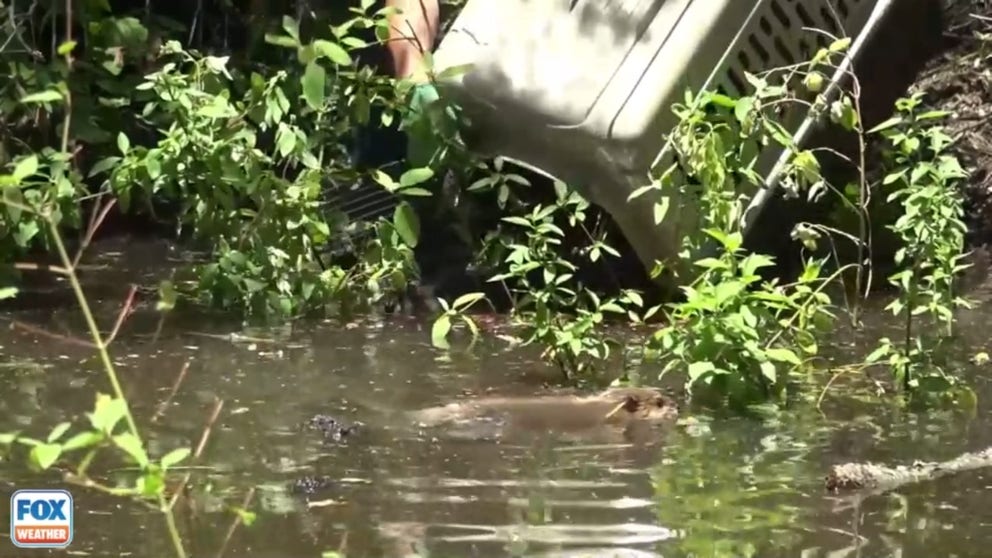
[10,489,73,548]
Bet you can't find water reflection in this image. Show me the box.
[0,238,991,557]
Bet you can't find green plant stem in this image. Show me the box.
[903,263,917,392]
[51,40,183,553]
[762,264,849,350]
[46,218,189,558]
[47,219,139,435]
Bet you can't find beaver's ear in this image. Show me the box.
[623,395,640,412]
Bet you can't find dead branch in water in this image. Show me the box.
[152,360,192,423]
[825,445,992,496]
[169,397,225,511]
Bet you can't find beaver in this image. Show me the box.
[404,386,678,434]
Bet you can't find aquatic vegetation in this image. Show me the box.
[864,94,972,401]
[0,150,192,557]
[633,38,973,407]
[0,0,972,408]
[635,42,850,407]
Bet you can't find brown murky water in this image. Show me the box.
[1,237,991,558]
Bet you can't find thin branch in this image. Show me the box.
[214,487,256,558]
[194,399,224,459]
[73,195,118,267]
[169,398,225,511]
[105,284,138,346]
[152,361,192,423]
[7,319,98,349]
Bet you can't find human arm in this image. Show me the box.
[384,0,446,167]
[385,0,440,81]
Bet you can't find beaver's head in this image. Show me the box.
[601,387,679,422]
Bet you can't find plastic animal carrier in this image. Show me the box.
[431,0,898,280]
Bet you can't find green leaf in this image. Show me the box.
[627,183,657,202]
[373,170,398,192]
[30,443,62,470]
[687,361,715,381]
[314,40,352,66]
[113,433,149,468]
[399,167,434,187]
[374,23,390,43]
[264,33,298,48]
[431,315,452,349]
[865,343,891,363]
[89,393,128,433]
[625,290,644,308]
[436,297,450,312]
[341,36,368,49]
[0,287,17,300]
[867,116,902,135]
[828,37,852,52]
[21,90,63,104]
[87,156,120,178]
[276,125,296,157]
[61,431,105,451]
[501,216,531,227]
[301,62,326,110]
[3,186,23,221]
[0,431,20,445]
[156,280,177,312]
[160,447,191,469]
[137,469,165,497]
[734,96,755,123]
[282,16,300,40]
[653,197,670,225]
[399,187,432,197]
[452,292,484,310]
[14,220,39,247]
[197,97,235,119]
[704,229,742,252]
[830,97,858,131]
[57,40,77,56]
[461,315,480,338]
[145,154,161,180]
[243,278,266,293]
[760,361,777,384]
[117,132,130,155]
[12,155,38,182]
[436,63,474,81]
[764,347,801,365]
[392,202,420,247]
[741,254,776,276]
[600,302,625,313]
[47,422,72,443]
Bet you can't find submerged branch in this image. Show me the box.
[825,445,992,495]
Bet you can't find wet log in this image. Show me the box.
[825,446,992,494]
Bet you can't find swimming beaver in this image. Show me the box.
[405,386,678,433]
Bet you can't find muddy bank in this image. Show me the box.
[913,1,992,249]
